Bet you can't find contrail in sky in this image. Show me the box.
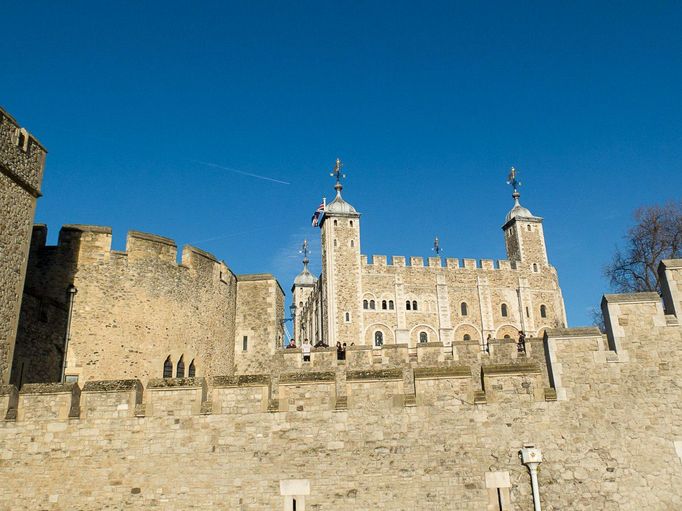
[193,160,291,185]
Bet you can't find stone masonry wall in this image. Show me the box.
[13,225,239,385]
[0,107,46,383]
[0,269,681,510]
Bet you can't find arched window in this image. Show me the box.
[363,300,368,309]
[188,360,196,378]
[334,239,337,247]
[419,331,428,343]
[345,312,350,322]
[540,304,547,318]
[461,302,468,316]
[333,219,337,226]
[350,220,354,227]
[527,224,532,231]
[350,240,354,247]
[412,300,418,311]
[163,356,172,378]
[381,300,387,310]
[369,300,375,310]
[504,334,511,339]
[463,334,471,341]
[533,263,538,272]
[374,331,384,347]
[388,300,394,310]
[176,356,185,378]
[406,301,411,311]
[501,303,508,317]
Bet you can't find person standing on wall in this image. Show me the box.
[302,339,311,362]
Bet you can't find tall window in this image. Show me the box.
[381,300,387,310]
[188,360,196,378]
[388,300,394,310]
[345,312,350,322]
[243,335,248,351]
[501,303,508,317]
[461,302,468,316]
[363,299,368,309]
[419,331,428,343]
[369,300,376,310]
[540,304,547,318]
[374,331,384,347]
[533,263,538,272]
[406,301,411,311]
[176,356,185,378]
[412,300,418,311]
[163,356,172,378]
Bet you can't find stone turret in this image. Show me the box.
[292,241,317,343]
[319,159,362,347]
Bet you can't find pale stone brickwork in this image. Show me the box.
[0,261,681,509]
[234,274,286,374]
[12,225,284,385]
[298,183,566,349]
[0,107,46,383]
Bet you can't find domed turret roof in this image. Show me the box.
[325,192,357,215]
[505,197,534,223]
[294,264,316,286]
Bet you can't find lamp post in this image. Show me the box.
[61,284,77,383]
[520,444,543,511]
[279,303,297,347]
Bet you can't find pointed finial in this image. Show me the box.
[299,239,310,265]
[432,236,441,255]
[330,158,346,195]
[506,166,522,203]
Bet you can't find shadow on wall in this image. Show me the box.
[10,225,81,388]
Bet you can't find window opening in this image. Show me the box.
[176,356,185,378]
[388,300,394,310]
[463,334,471,341]
[526,307,530,318]
[381,300,387,310]
[412,300,418,311]
[369,300,375,310]
[243,335,248,351]
[363,300,368,310]
[461,302,468,316]
[419,331,428,343]
[374,331,384,347]
[501,303,508,317]
[406,300,411,311]
[188,360,196,377]
[540,305,547,318]
[345,312,350,322]
[163,356,172,378]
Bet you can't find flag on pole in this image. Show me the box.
[311,203,325,227]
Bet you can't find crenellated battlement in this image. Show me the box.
[0,106,47,196]
[362,254,520,272]
[30,224,235,282]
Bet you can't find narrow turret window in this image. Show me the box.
[350,220,354,227]
[412,300,418,311]
[540,304,547,318]
[163,356,172,378]
[243,335,248,351]
[374,331,384,347]
[176,356,185,378]
[501,304,508,317]
[345,312,350,322]
[388,300,394,310]
[382,300,387,310]
[461,302,468,316]
[350,239,354,247]
[419,332,428,343]
[370,300,376,310]
[334,219,337,226]
[533,263,538,272]
[406,301,411,311]
[188,360,196,377]
[363,300,368,310]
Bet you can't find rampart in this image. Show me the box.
[0,107,47,383]
[1,260,681,510]
[12,224,240,385]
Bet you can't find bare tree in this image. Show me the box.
[604,201,682,293]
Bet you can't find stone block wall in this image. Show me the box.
[0,107,46,383]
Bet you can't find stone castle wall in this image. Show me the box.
[0,261,681,510]
[0,107,46,383]
[13,225,240,385]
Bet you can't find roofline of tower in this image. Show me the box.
[501,215,543,231]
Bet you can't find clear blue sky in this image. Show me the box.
[3,2,682,326]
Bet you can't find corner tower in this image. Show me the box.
[291,240,317,343]
[502,168,549,267]
[319,159,362,346]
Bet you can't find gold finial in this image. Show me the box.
[330,158,346,194]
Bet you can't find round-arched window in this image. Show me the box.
[461,302,468,316]
[419,331,428,343]
[374,331,384,347]
[463,334,471,341]
[540,304,547,318]
[501,303,508,317]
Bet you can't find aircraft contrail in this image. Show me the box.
[193,160,291,185]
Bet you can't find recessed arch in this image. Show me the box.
[409,324,438,347]
[363,323,395,347]
[453,323,481,342]
[495,324,519,340]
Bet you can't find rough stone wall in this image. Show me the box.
[234,275,284,374]
[0,108,46,383]
[13,225,238,385]
[1,265,681,510]
[504,217,548,266]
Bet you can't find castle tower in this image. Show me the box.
[319,159,362,346]
[502,168,548,267]
[0,108,47,383]
[291,240,317,343]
